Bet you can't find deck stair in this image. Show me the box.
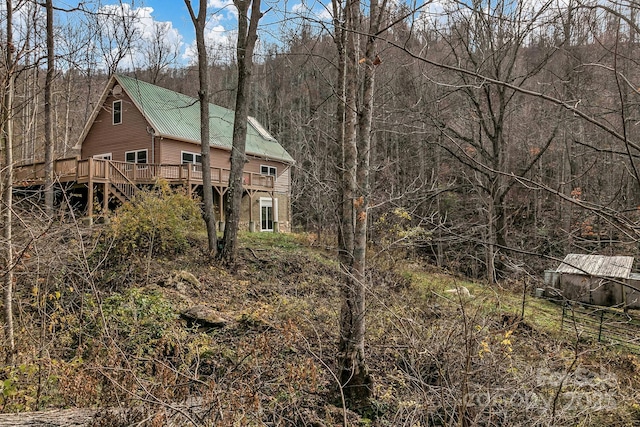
[108,161,138,202]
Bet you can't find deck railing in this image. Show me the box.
[14,157,78,183]
[108,162,139,200]
[14,158,274,191]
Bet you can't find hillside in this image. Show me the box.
[1,208,640,426]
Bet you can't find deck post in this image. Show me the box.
[272,192,279,233]
[218,187,225,232]
[87,159,94,221]
[103,182,108,213]
[248,192,254,232]
[87,183,94,220]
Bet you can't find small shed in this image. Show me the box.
[545,254,637,308]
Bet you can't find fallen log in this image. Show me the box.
[0,408,96,426]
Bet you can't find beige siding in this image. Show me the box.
[81,90,291,186]
[162,141,291,193]
[244,156,291,194]
[81,92,155,162]
[276,166,291,195]
[160,139,229,169]
[159,140,290,187]
[239,192,291,232]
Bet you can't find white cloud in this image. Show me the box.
[95,4,184,72]
[291,2,306,13]
[183,12,237,65]
[208,0,236,15]
[290,0,333,21]
[0,1,46,58]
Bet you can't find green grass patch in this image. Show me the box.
[405,268,565,335]
[407,267,640,353]
[238,231,301,251]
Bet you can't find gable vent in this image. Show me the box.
[111,84,123,97]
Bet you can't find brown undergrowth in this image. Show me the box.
[2,204,640,425]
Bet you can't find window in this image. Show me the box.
[125,149,147,164]
[259,197,278,232]
[113,100,122,125]
[182,151,202,172]
[181,151,202,165]
[260,165,277,177]
[93,153,112,160]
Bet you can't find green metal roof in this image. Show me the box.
[115,74,294,163]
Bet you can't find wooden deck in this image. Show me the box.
[14,157,274,192]
[14,157,275,220]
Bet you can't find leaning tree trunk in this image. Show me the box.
[220,0,262,264]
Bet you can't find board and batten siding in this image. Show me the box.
[81,92,156,162]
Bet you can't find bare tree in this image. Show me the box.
[333,0,362,406]
[1,0,16,365]
[43,0,55,214]
[219,0,263,264]
[142,21,181,84]
[391,0,561,282]
[93,2,141,75]
[333,0,388,409]
[185,0,218,255]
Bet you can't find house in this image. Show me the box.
[544,254,640,308]
[14,74,294,232]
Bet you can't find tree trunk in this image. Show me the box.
[335,0,363,408]
[220,0,262,265]
[335,0,385,409]
[44,0,55,214]
[185,0,218,255]
[2,0,15,365]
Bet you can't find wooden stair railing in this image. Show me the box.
[108,161,138,202]
[109,184,129,204]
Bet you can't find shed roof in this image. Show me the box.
[556,254,634,278]
[77,74,294,164]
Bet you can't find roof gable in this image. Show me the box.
[556,254,634,278]
[77,74,293,164]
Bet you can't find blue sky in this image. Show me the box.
[109,0,333,64]
[143,1,196,41]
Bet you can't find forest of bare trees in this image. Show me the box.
[254,0,640,281]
